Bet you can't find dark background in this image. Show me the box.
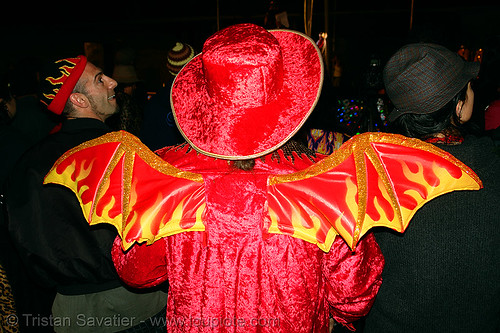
[3,0,500,94]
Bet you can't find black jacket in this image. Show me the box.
[5,118,121,295]
[363,135,500,333]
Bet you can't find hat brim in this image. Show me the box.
[171,29,324,160]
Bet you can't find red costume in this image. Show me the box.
[112,146,384,332]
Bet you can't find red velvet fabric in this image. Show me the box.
[112,148,384,332]
[171,24,323,159]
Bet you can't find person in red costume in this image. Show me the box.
[44,24,482,332]
[113,23,383,332]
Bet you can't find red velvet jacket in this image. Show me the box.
[111,145,384,332]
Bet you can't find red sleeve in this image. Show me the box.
[323,233,384,329]
[111,236,168,288]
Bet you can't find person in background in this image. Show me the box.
[363,43,500,332]
[139,42,195,151]
[7,57,60,144]
[0,77,24,333]
[484,98,500,155]
[5,55,167,333]
[477,35,500,153]
[107,63,145,136]
[0,78,31,191]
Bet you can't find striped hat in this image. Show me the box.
[383,43,479,121]
[166,43,195,76]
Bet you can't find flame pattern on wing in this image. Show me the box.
[44,131,205,250]
[266,132,482,251]
[45,131,482,252]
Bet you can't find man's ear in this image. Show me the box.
[68,92,89,108]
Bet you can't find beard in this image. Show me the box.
[87,93,119,120]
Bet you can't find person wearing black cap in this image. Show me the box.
[363,43,500,332]
[5,56,167,332]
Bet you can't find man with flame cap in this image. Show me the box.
[5,56,167,332]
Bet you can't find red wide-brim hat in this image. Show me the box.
[171,23,324,159]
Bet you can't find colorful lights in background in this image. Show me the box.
[307,96,390,154]
[335,97,389,136]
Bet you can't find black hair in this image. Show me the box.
[388,82,469,139]
[233,159,256,171]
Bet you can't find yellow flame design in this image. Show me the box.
[340,176,359,247]
[360,176,401,236]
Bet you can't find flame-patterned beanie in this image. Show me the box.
[40,55,87,115]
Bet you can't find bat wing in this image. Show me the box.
[44,131,205,250]
[266,132,482,251]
